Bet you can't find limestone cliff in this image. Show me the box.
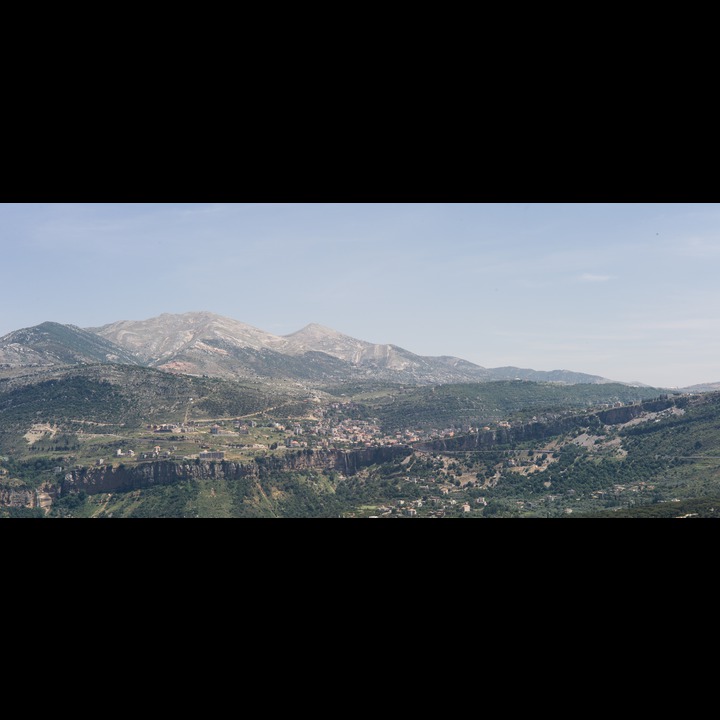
[60,445,412,497]
[0,481,36,509]
[418,397,680,453]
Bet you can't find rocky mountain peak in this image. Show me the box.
[0,321,140,368]
[285,323,347,340]
[0,311,629,387]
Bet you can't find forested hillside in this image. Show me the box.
[354,381,667,431]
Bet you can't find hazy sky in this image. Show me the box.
[2,202,719,388]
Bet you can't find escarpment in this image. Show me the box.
[59,445,412,496]
[417,397,680,453]
[0,481,36,509]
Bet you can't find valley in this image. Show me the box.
[2,311,720,518]
[3,364,719,518]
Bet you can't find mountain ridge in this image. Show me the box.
[0,322,141,369]
[0,311,690,388]
[88,311,619,385]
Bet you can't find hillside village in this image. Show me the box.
[3,384,719,519]
[80,398,488,467]
[1,393,669,477]
[5,199,720,520]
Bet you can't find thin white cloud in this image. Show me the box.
[637,318,720,331]
[674,235,720,258]
[578,273,613,283]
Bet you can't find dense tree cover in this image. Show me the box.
[0,366,296,447]
[323,381,407,397]
[42,466,346,519]
[4,371,720,518]
[123,482,198,518]
[0,377,125,430]
[0,507,45,518]
[267,473,344,518]
[22,434,80,454]
[50,490,88,516]
[359,382,668,432]
[580,496,720,518]
[2,456,62,486]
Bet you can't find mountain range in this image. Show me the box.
[0,311,644,387]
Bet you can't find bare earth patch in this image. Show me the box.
[24,423,59,445]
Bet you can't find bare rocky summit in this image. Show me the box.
[87,311,613,386]
[1,311,626,386]
[89,311,286,363]
[0,322,140,370]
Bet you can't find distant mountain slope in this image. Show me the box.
[89,311,287,364]
[486,366,614,384]
[283,324,415,367]
[0,312,638,386]
[0,363,299,440]
[356,381,667,432]
[283,325,612,384]
[91,313,357,382]
[682,381,720,393]
[0,322,140,370]
[88,312,618,386]
[283,324,492,383]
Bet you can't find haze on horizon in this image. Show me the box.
[1,202,719,389]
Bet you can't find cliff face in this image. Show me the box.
[60,446,412,496]
[61,460,236,496]
[258,446,410,474]
[418,398,678,453]
[418,418,581,452]
[0,482,35,509]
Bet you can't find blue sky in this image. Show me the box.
[1,202,719,388]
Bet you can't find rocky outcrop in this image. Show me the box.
[0,481,36,509]
[253,446,411,475]
[60,445,412,496]
[61,460,245,496]
[418,397,679,453]
[35,486,57,514]
[417,418,580,453]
